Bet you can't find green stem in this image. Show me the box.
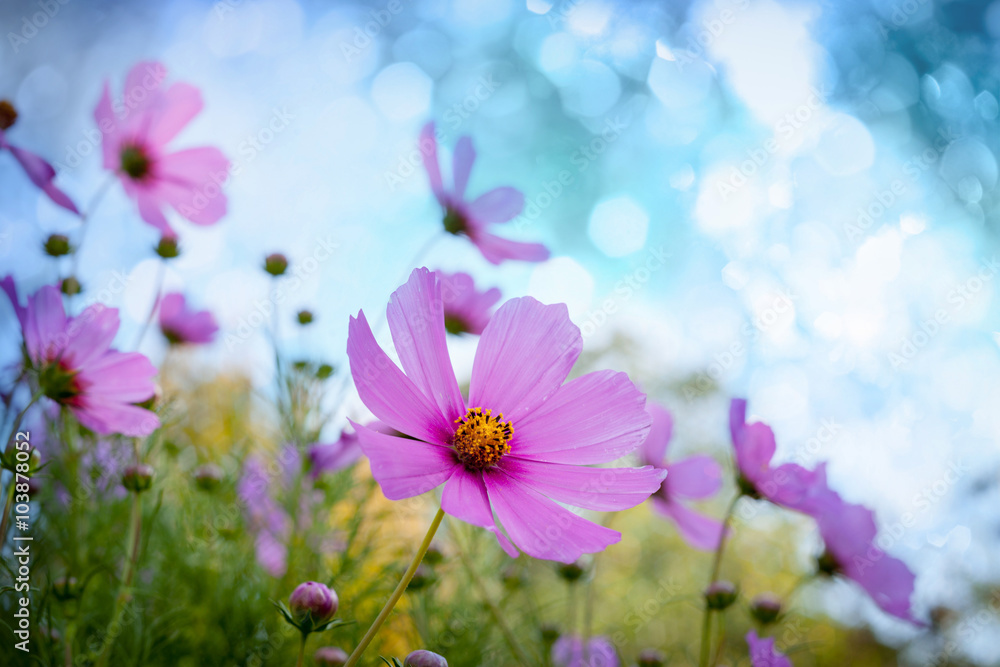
[94,489,143,667]
[64,619,76,667]
[698,494,741,667]
[5,390,42,451]
[0,480,15,551]
[132,259,165,349]
[296,632,307,667]
[344,508,446,667]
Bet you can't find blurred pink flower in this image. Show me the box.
[745,631,792,667]
[552,636,619,667]
[420,122,549,265]
[0,101,78,215]
[1,276,159,437]
[95,61,229,237]
[158,292,218,344]
[437,270,501,335]
[308,429,363,478]
[347,267,662,563]
[639,403,724,551]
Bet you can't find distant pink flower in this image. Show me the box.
[552,636,619,667]
[640,404,724,551]
[95,61,229,237]
[729,398,822,510]
[158,292,218,344]
[348,268,661,562]
[420,123,549,265]
[308,429,362,478]
[0,100,78,214]
[808,476,922,625]
[745,631,792,667]
[438,270,500,335]
[1,276,159,436]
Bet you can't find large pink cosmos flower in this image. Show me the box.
[158,292,218,345]
[96,61,229,237]
[0,100,78,214]
[552,636,619,667]
[347,268,662,562]
[640,404,724,551]
[420,123,549,265]
[1,277,159,436]
[438,270,500,335]
[746,631,792,667]
[729,398,822,510]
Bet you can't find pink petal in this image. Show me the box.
[736,422,777,486]
[135,189,175,236]
[473,232,550,265]
[147,82,203,147]
[77,351,158,403]
[640,403,674,466]
[664,455,722,500]
[1,276,27,331]
[512,370,651,464]
[94,81,118,169]
[158,292,184,321]
[70,397,159,437]
[651,497,726,552]
[386,268,465,423]
[121,61,169,140]
[484,470,621,562]
[452,135,476,200]
[153,147,230,225]
[26,285,67,361]
[347,311,454,445]
[440,468,518,557]
[419,122,445,203]
[6,145,79,214]
[745,630,792,667]
[499,458,665,511]
[468,296,580,423]
[61,304,120,369]
[350,420,458,501]
[467,187,524,224]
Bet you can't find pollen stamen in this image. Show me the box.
[452,407,513,471]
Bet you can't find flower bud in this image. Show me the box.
[52,576,78,602]
[423,543,444,566]
[404,650,448,667]
[122,464,154,493]
[703,580,738,611]
[539,623,560,644]
[314,646,349,666]
[0,100,17,130]
[61,276,82,296]
[264,253,288,276]
[557,561,586,583]
[297,309,314,325]
[816,549,839,576]
[501,564,525,590]
[156,236,180,259]
[194,463,224,491]
[406,564,435,591]
[637,649,665,667]
[44,234,71,257]
[749,593,782,625]
[316,363,334,380]
[289,581,338,626]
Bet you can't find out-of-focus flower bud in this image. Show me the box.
[122,464,154,493]
[314,646,349,666]
[156,236,180,259]
[0,100,17,130]
[297,309,314,325]
[539,623,560,644]
[557,561,586,583]
[52,576,79,602]
[44,234,71,257]
[316,363,334,380]
[704,580,738,611]
[423,543,444,566]
[637,648,665,667]
[61,277,82,296]
[264,253,288,276]
[749,593,782,625]
[406,564,435,591]
[194,463,224,491]
[404,650,448,667]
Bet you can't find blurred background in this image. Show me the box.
[2,0,1000,664]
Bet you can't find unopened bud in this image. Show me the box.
[637,649,665,667]
[297,309,314,325]
[0,100,17,130]
[557,561,586,583]
[156,236,180,259]
[264,253,288,276]
[44,234,71,257]
[194,464,224,491]
[289,581,338,626]
[314,647,349,666]
[749,593,782,624]
[704,580,738,611]
[404,650,448,667]
[61,276,82,296]
[122,464,154,493]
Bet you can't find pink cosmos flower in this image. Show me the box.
[158,292,218,344]
[308,429,363,478]
[640,403,724,551]
[347,267,662,563]
[808,475,922,625]
[745,631,792,667]
[552,636,619,667]
[420,123,549,265]
[95,61,229,237]
[0,100,78,214]
[438,270,500,335]
[1,276,159,437]
[729,398,822,510]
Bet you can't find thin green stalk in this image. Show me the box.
[94,489,143,667]
[344,508,446,667]
[698,494,741,667]
[0,480,15,550]
[296,633,307,667]
[4,390,42,450]
[132,259,166,349]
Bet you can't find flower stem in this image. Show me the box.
[133,259,166,350]
[698,494,741,667]
[296,632,307,667]
[344,507,446,667]
[94,488,143,667]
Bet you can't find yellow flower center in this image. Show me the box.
[452,407,513,471]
